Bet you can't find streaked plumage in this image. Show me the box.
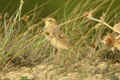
[43,17,72,50]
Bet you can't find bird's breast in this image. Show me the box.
[50,37,69,50]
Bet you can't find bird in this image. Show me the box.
[42,17,72,50]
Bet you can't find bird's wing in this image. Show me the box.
[52,25,72,48]
[52,25,68,41]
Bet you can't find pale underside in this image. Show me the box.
[44,24,72,49]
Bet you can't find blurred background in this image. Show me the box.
[0,0,120,20]
[0,0,65,17]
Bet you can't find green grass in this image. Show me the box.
[0,0,120,79]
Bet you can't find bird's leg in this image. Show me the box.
[53,49,62,64]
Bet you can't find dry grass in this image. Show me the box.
[0,0,120,80]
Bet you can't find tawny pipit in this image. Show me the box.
[43,17,72,50]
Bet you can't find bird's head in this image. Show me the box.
[42,17,56,26]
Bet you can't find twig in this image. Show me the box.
[59,16,83,27]
[85,12,120,34]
